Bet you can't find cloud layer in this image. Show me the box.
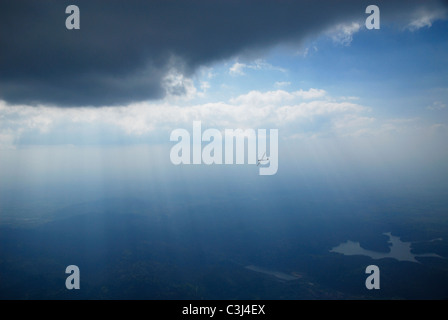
[1,86,433,148]
[1,0,446,106]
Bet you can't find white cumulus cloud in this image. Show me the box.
[406,8,447,31]
[327,22,362,46]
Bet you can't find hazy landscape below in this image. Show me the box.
[0,145,447,299]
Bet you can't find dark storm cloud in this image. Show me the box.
[0,0,446,106]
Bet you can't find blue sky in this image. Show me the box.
[191,18,448,119]
[0,4,447,197]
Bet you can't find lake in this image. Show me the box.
[330,232,443,263]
